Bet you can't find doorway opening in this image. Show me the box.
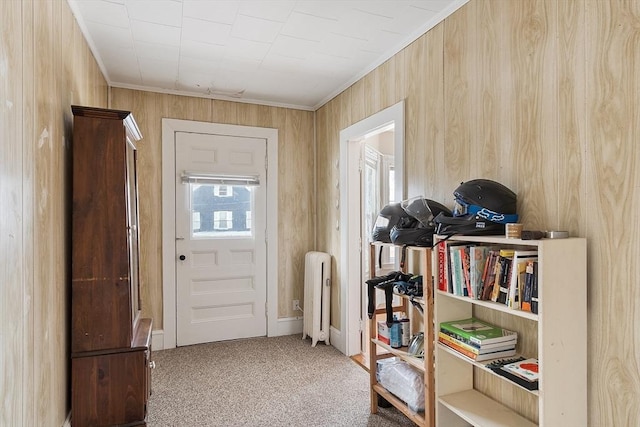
[338,100,405,358]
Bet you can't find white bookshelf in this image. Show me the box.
[433,235,587,427]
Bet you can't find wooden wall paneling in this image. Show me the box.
[443,2,474,191]
[211,99,240,124]
[377,58,395,111]
[508,0,558,230]
[556,0,586,236]
[1,1,25,425]
[422,24,453,206]
[238,102,259,126]
[475,0,505,182]
[21,0,36,424]
[349,78,366,125]
[586,1,640,425]
[1,0,107,425]
[392,51,406,107]
[165,93,212,122]
[339,86,353,131]
[315,105,329,254]
[421,26,446,203]
[403,36,428,198]
[278,109,315,317]
[363,71,378,118]
[33,0,59,423]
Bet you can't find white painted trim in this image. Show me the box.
[329,326,344,354]
[162,119,278,349]
[152,329,164,351]
[276,317,303,336]
[338,101,405,356]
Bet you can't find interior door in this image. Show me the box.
[174,131,267,346]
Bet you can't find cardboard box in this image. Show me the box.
[377,321,390,344]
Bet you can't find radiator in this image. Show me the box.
[302,251,331,347]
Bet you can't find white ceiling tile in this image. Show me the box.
[85,21,134,50]
[134,40,180,62]
[291,1,350,21]
[238,1,295,22]
[260,53,306,73]
[182,17,232,45]
[280,11,339,42]
[270,35,320,60]
[224,38,271,61]
[126,0,182,27]
[411,0,456,12]
[179,39,226,62]
[139,57,179,86]
[182,0,239,24]
[73,0,129,27]
[131,20,181,46]
[316,32,368,59]
[231,14,283,43]
[109,68,142,85]
[179,56,221,77]
[382,5,438,33]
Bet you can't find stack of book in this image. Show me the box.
[438,317,517,362]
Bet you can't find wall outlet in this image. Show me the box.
[293,299,300,311]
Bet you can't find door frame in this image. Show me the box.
[337,100,405,356]
[161,118,278,350]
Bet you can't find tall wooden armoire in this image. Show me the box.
[70,105,152,426]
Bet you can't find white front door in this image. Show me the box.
[174,131,267,346]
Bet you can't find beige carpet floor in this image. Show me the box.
[147,334,417,427]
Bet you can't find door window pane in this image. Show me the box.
[190,183,253,238]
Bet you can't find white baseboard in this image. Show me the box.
[154,318,303,351]
[330,326,345,354]
[62,411,71,427]
[152,329,165,351]
[273,316,303,336]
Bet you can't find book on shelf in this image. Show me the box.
[438,331,515,354]
[449,244,467,297]
[449,245,460,296]
[495,358,539,390]
[489,250,513,302]
[521,259,537,312]
[437,242,448,292]
[438,336,517,361]
[495,255,513,304]
[440,317,518,347]
[507,250,538,309]
[469,246,489,300]
[461,246,472,297]
[530,260,539,314]
[480,250,500,301]
[439,328,516,350]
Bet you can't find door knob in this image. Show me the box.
[179,255,186,261]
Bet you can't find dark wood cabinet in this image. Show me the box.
[71,106,152,427]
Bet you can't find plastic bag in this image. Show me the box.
[377,358,425,412]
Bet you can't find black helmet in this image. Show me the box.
[371,203,407,243]
[435,179,518,236]
[390,197,452,246]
